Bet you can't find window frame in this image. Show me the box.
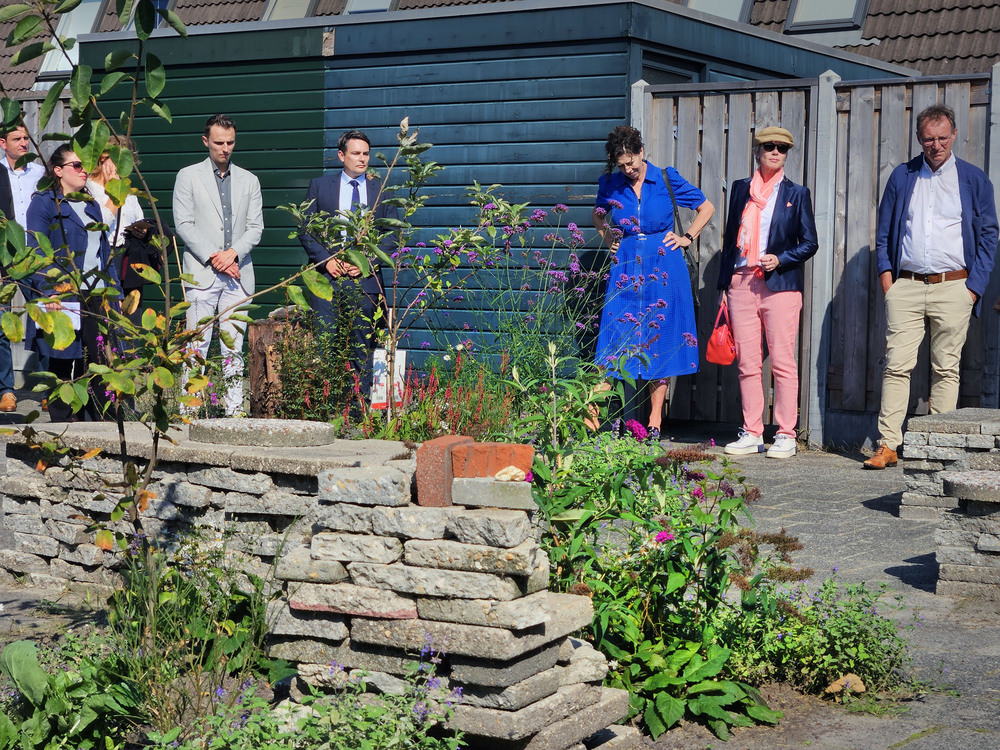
[784,0,871,33]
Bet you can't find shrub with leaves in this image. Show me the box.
[718,576,912,694]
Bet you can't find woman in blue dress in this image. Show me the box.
[592,126,714,435]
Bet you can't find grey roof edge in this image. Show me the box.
[78,0,919,77]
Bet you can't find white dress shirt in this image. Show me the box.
[900,154,965,274]
[3,159,44,226]
[339,171,368,212]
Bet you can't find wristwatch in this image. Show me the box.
[683,232,695,242]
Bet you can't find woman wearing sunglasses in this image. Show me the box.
[25,144,120,422]
[717,126,818,458]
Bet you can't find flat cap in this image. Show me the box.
[754,126,794,147]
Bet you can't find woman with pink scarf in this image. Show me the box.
[717,126,818,458]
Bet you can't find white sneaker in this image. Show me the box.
[767,435,797,459]
[724,430,765,455]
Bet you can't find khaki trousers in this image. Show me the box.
[877,277,974,449]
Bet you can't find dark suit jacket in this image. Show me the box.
[299,172,399,296]
[876,155,998,317]
[717,176,819,293]
[0,165,13,223]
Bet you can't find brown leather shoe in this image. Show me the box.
[0,392,15,413]
[863,443,898,469]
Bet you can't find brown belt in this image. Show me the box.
[898,269,968,284]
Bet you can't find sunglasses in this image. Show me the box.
[759,142,790,154]
[58,161,85,171]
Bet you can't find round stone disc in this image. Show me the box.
[187,418,337,447]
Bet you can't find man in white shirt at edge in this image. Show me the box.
[0,125,45,413]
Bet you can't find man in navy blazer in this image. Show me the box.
[865,104,999,469]
[299,129,398,396]
[0,163,16,412]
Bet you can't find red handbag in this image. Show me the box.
[706,301,736,365]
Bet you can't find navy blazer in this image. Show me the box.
[299,172,399,296]
[717,176,819,293]
[25,189,119,359]
[876,155,999,317]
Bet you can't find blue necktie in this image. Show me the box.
[350,179,361,209]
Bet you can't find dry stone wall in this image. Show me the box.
[0,422,637,750]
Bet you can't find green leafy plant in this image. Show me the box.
[105,532,289,735]
[719,576,913,695]
[0,637,142,749]
[148,647,464,749]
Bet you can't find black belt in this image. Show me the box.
[897,269,968,284]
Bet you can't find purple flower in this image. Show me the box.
[553,203,569,213]
[683,332,697,347]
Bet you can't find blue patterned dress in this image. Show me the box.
[594,162,705,380]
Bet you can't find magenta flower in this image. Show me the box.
[655,530,674,543]
[525,471,534,482]
[624,419,647,441]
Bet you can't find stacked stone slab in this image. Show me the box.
[0,424,637,750]
[270,438,637,750]
[899,409,1000,520]
[935,465,1000,601]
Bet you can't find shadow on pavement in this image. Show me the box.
[863,491,903,517]
[885,552,938,592]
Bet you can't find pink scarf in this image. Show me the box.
[737,168,783,267]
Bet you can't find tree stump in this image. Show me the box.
[247,319,289,418]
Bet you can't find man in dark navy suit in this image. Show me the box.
[299,130,399,396]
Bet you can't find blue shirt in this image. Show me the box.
[595,162,706,236]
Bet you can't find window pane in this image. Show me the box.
[791,0,860,24]
[344,0,392,13]
[263,0,313,21]
[38,0,104,75]
[687,0,747,22]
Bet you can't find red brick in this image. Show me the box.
[416,435,473,507]
[452,442,535,478]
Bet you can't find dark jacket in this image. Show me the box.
[876,154,998,317]
[25,189,119,359]
[717,176,819,293]
[298,173,399,297]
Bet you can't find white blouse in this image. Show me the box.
[86,179,144,247]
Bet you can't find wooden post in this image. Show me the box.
[806,70,841,448]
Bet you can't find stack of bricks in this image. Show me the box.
[899,409,1000,520]
[269,435,637,750]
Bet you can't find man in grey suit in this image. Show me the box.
[173,114,263,416]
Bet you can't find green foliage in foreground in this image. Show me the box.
[148,658,463,750]
[0,636,142,750]
[719,576,913,694]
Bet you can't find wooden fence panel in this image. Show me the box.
[697,95,727,421]
[646,71,997,446]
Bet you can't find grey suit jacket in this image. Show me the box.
[172,158,263,292]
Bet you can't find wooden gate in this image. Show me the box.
[640,66,1000,447]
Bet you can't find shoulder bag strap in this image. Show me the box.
[662,168,684,233]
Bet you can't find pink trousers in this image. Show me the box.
[727,268,803,438]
